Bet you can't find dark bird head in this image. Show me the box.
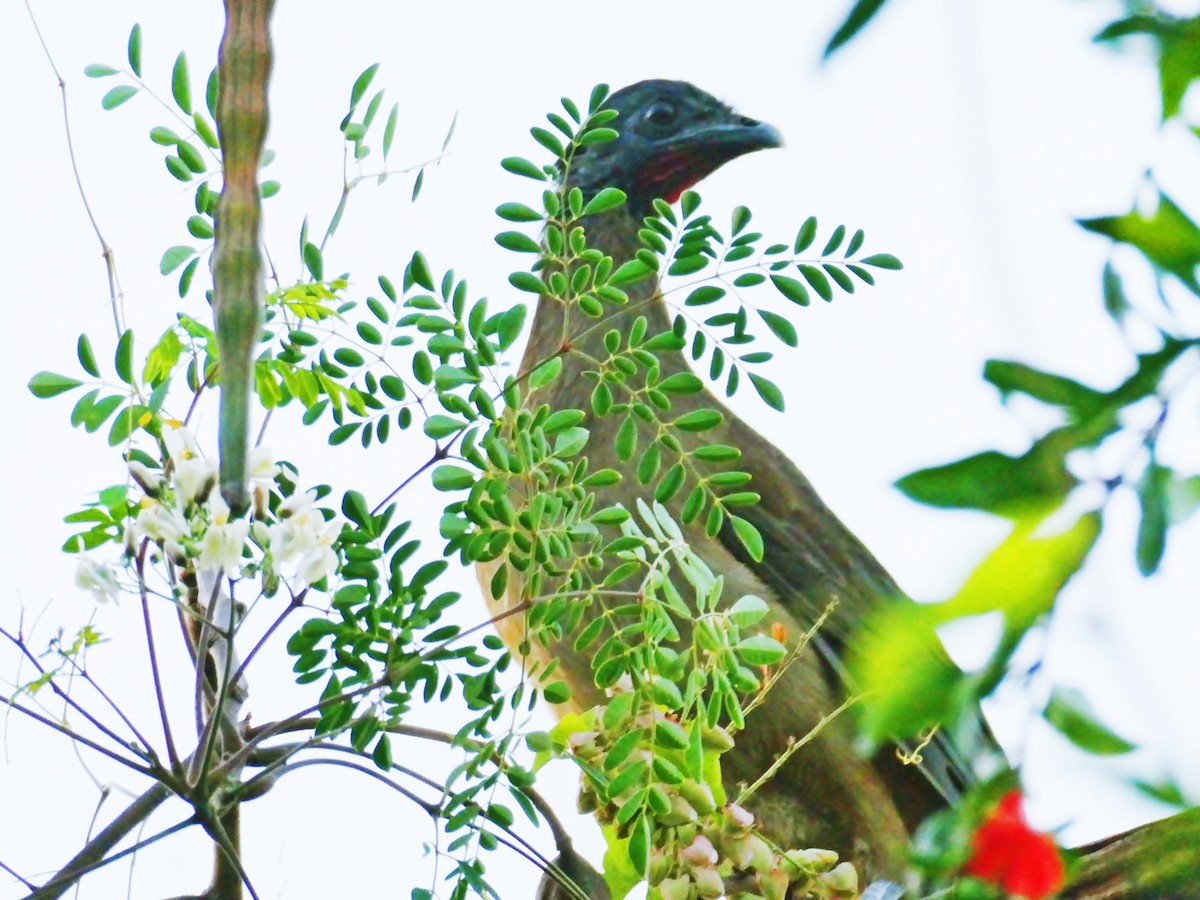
[569,80,783,218]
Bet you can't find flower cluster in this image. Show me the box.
[74,426,340,603]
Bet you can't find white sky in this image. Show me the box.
[2,1,1199,898]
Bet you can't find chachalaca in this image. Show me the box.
[485,79,993,891]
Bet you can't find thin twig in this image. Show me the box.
[0,627,152,763]
[135,542,180,772]
[230,589,305,687]
[21,0,126,338]
[736,693,860,806]
[0,692,153,777]
[0,857,35,891]
[28,784,176,900]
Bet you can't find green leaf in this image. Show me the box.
[821,224,846,256]
[769,274,810,307]
[171,53,191,114]
[432,465,475,491]
[508,272,545,294]
[736,634,786,666]
[673,408,723,432]
[749,373,785,411]
[424,415,465,440]
[582,187,626,216]
[658,372,703,394]
[984,360,1108,415]
[1044,687,1135,756]
[542,681,571,704]
[500,156,547,180]
[528,356,562,390]
[825,0,890,57]
[730,515,763,561]
[28,372,83,399]
[860,252,903,270]
[160,245,196,275]
[127,24,142,77]
[897,446,1077,518]
[727,594,769,627]
[496,202,542,223]
[84,64,119,78]
[382,103,399,159]
[115,329,134,385]
[342,490,372,529]
[757,309,798,347]
[793,216,818,253]
[187,215,214,240]
[1079,193,1200,292]
[349,63,379,111]
[684,285,725,306]
[798,264,833,301]
[101,85,138,110]
[495,231,541,253]
[303,242,324,282]
[628,813,651,877]
[76,334,100,377]
[939,512,1101,637]
[1102,261,1130,322]
[1136,462,1170,576]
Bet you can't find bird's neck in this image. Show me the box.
[521,208,680,393]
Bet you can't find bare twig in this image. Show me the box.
[134,542,180,772]
[20,0,126,338]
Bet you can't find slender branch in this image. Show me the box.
[0,627,152,763]
[230,588,305,687]
[198,808,255,900]
[135,542,180,772]
[741,601,835,719]
[736,694,860,806]
[0,857,35,892]
[21,0,126,338]
[0,692,153,776]
[273,757,438,816]
[27,784,175,900]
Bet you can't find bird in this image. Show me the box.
[482,79,991,893]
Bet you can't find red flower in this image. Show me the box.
[963,791,1065,898]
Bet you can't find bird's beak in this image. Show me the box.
[674,116,784,162]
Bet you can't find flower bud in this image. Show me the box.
[785,848,839,872]
[128,460,166,498]
[818,861,858,894]
[725,803,755,830]
[656,876,691,900]
[692,866,725,898]
[700,725,735,753]
[758,868,791,900]
[726,834,774,873]
[678,779,715,815]
[681,834,718,867]
[659,793,698,827]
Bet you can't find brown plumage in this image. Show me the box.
[483,80,989,888]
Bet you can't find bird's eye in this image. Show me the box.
[644,102,676,128]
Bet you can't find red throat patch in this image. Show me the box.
[642,150,701,203]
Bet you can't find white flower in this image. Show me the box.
[75,555,120,604]
[295,532,338,588]
[127,460,166,497]
[198,496,249,577]
[268,492,339,588]
[163,424,202,461]
[173,455,218,507]
[135,500,189,543]
[248,446,280,487]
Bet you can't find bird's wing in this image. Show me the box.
[711,421,986,810]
